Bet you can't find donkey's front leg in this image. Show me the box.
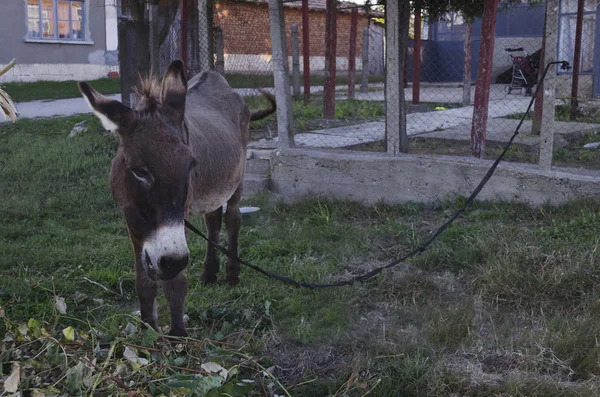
[135,258,158,331]
[225,186,243,285]
[162,272,188,337]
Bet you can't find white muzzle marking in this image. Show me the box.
[142,223,189,274]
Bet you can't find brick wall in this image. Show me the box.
[213,1,370,58]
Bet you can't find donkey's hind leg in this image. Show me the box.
[201,207,222,284]
[225,184,243,285]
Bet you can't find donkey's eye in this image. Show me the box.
[129,167,154,185]
[189,159,197,172]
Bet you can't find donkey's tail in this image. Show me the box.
[250,90,277,121]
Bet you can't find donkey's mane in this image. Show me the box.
[133,76,162,112]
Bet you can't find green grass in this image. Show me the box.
[245,94,386,140]
[506,103,600,124]
[3,116,600,395]
[2,74,385,103]
[347,135,600,169]
[3,78,121,103]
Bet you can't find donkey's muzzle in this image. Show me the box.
[158,253,189,281]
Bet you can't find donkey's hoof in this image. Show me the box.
[200,272,217,285]
[225,276,240,286]
[167,327,188,338]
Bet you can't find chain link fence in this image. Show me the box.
[271,0,387,150]
[158,0,600,171]
[395,0,600,171]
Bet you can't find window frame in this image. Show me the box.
[557,0,599,75]
[25,0,92,45]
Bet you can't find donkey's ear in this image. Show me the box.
[161,60,187,119]
[78,82,131,132]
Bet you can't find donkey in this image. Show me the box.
[79,60,276,336]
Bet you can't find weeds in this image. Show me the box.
[3,117,600,395]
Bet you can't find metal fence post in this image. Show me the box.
[268,0,295,148]
[323,0,337,119]
[569,0,585,120]
[539,0,559,170]
[291,23,301,98]
[215,25,225,75]
[470,0,500,158]
[361,27,369,94]
[348,8,358,100]
[302,0,310,103]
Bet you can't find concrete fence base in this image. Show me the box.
[269,149,600,207]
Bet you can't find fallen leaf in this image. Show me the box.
[18,323,29,336]
[201,362,228,378]
[5,363,20,393]
[73,291,87,303]
[55,296,67,314]
[62,326,75,341]
[32,389,46,397]
[123,322,137,335]
[123,346,149,366]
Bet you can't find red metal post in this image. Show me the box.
[302,0,311,103]
[470,0,500,158]
[323,0,337,119]
[403,46,408,88]
[570,0,585,120]
[348,8,358,99]
[532,8,548,135]
[412,3,421,104]
[181,0,188,66]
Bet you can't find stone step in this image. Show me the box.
[245,156,271,177]
[243,174,269,197]
[245,149,274,177]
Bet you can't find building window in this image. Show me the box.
[558,0,597,73]
[27,0,85,41]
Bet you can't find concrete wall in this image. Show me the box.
[221,54,363,74]
[0,0,113,82]
[0,63,119,83]
[270,149,600,207]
